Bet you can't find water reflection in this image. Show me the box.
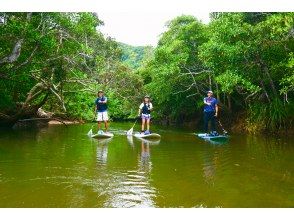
[96,138,112,165]
[139,139,151,172]
[201,144,232,187]
[202,150,218,185]
[1,124,293,207]
[127,135,135,147]
[104,136,159,207]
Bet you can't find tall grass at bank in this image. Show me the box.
[246,98,293,133]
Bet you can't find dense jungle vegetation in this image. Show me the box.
[0,12,293,133]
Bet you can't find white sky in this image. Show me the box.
[97,11,210,46]
[94,1,212,46]
[2,0,293,46]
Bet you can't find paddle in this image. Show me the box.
[215,117,228,135]
[91,110,97,123]
[87,125,94,137]
[126,117,139,136]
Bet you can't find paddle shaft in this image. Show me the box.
[215,117,228,134]
[131,118,139,129]
[92,110,96,122]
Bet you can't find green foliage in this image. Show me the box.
[246,98,292,133]
[0,12,144,125]
[139,12,294,132]
[199,12,294,131]
[280,53,294,95]
[139,15,208,121]
[120,43,154,70]
[1,12,293,133]
[215,71,261,94]
[64,92,95,120]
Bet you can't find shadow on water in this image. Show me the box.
[0,122,293,207]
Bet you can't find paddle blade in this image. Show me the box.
[126,127,133,136]
[87,128,93,137]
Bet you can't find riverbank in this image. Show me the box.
[48,120,82,125]
[2,113,293,135]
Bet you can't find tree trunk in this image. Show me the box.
[214,81,220,101]
[0,93,49,127]
[208,73,212,90]
[259,59,278,97]
[227,94,232,112]
[0,39,23,64]
[260,80,271,102]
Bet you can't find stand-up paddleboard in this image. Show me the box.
[134,132,161,139]
[196,133,228,141]
[91,132,114,139]
[88,129,114,139]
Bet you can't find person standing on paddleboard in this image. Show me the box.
[138,95,153,135]
[203,91,219,136]
[95,90,109,133]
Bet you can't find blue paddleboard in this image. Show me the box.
[196,133,228,141]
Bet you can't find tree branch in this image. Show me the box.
[14,45,39,70]
[0,39,24,64]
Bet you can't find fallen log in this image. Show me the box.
[17,117,68,126]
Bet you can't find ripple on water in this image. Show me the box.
[100,170,157,208]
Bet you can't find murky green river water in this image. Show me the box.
[0,123,293,207]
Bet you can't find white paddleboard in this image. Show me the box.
[134,132,161,139]
[141,139,161,145]
[91,132,114,139]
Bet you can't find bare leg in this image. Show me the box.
[146,118,150,131]
[141,118,145,132]
[98,121,101,130]
[105,120,108,132]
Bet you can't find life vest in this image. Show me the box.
[142,103,151,114]
[96,96,107,112]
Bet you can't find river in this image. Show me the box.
[0,123,293,207]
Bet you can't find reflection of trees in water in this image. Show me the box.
[245,135,287,162]
[244,135,293,181]
[201,146,231,186]
[202,149,219,185]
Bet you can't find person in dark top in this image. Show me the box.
[203,90,219,136]
[95,90,109,133]
[138,95,153,134]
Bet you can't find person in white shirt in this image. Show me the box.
[138,95,153,134]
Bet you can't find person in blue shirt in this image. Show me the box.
[95,90,109,133]
[203,90,219,136]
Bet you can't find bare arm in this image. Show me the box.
[215,104,219,116]
[98,97,107,103]
[204,98,211,105]
[148,103,153,111]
